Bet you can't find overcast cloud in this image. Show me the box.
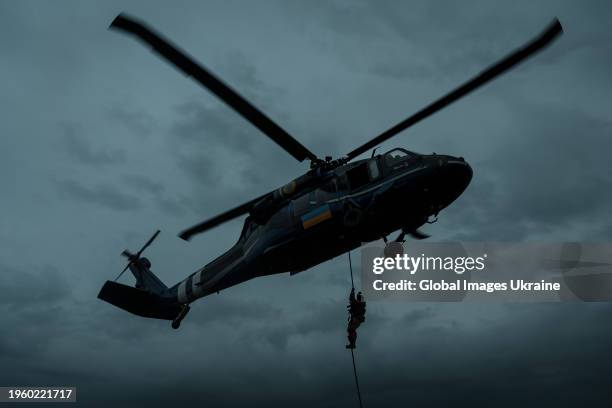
[1,1,612,406]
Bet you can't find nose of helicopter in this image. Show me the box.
[431,155,473,209]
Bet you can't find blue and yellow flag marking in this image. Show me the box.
[301,205,332,229]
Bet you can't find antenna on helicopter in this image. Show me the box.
[114,230,161,282]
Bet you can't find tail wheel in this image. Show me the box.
[171,304,191,330]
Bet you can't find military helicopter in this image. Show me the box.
[98,14,562,328]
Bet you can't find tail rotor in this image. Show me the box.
[114,230,160,282]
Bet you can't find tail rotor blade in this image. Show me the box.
[115,230,159,282]
[136,230,160,258]
[114,262,131,282]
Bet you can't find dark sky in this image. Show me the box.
[2,1,612,407]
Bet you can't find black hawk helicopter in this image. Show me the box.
[98,14,563,328]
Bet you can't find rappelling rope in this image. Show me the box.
[350,348,363,408]
[348,251,355,290]
[347,251,363,408]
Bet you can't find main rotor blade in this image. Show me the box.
[179,193,268,241]
[346,19,563,160]
[110,14,318,163]
[136,229,160,258]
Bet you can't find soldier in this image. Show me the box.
[346,288,366,349]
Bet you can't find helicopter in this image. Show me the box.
[98,14,563,329]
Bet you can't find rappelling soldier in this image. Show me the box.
[346,288,366,349]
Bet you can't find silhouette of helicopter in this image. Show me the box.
[98,14,562,328]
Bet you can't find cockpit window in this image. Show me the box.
[240,217,258,240]
[368,159,380,179]
[383,148,416,168]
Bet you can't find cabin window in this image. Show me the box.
[320,178,337,193]
[345,162,370,191]
[312,188,327,204]
[336,173,349,191]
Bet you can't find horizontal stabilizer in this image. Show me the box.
[98,280,181,320]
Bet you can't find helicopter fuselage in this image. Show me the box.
[171,148,472,304]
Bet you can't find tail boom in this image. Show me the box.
[98,280,182,320]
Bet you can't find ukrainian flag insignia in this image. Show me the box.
[301,205,332,229]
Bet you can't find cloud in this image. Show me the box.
[122,174,165,195]
[108,107,155,137]
[156,196,189,217]
[0,263,70,308]
[3,1,612,407]
[401,307,436,325]
[0,263,72,362]
[188,295,283,328]
[57,179,142,211]
[60,123,126,166]
[119,175,192,217]
[440,102,612,241]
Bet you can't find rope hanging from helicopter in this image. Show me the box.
[347,251,364,408]
[348,251,356,291]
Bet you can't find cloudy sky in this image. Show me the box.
[1,0,612,406]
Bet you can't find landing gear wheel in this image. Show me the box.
[171,304,191,330]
